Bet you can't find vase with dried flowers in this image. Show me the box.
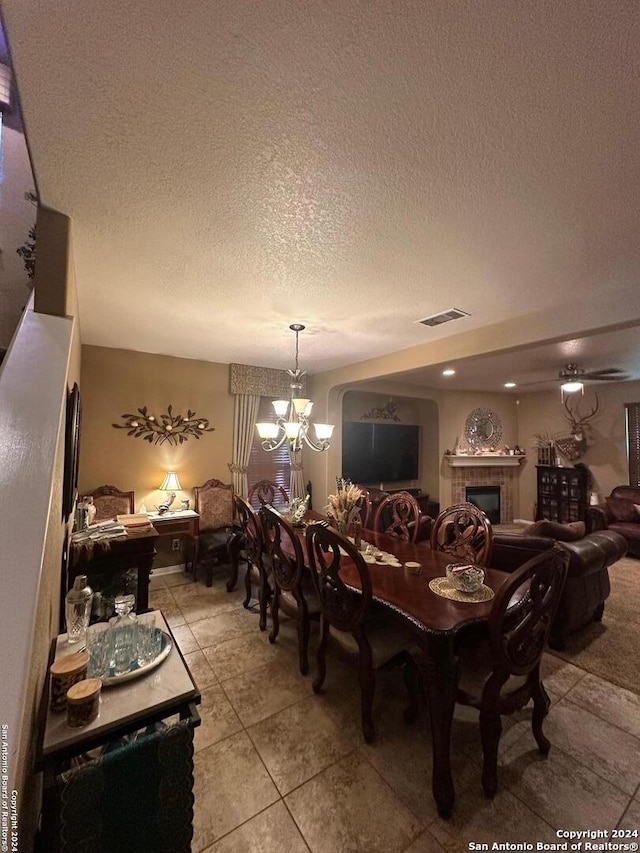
[325,478,363,537]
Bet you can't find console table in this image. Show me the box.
[147,509,199,575]
[67,526,158,623]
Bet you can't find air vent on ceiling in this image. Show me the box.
[416,308,470,327]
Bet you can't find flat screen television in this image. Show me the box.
[342,422,420,484]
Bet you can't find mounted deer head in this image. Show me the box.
[557,394,599,459]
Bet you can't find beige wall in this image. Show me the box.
[0,127,36,349]
[517,382,638,521]
[79,346,234,509]
[0,204,82,851]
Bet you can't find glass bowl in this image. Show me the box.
[445,563,485,593]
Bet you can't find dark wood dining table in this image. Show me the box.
[296,512,511,818]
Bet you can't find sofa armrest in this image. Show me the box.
[586,505,609,533]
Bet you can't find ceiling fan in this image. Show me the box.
[557,363,630,384]
[520,362,630,390]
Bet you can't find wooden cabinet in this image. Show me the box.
[536,466,589,523]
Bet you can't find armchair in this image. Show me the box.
[588,485,640,556]
[193,479,242,589]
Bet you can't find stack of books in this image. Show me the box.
[116,513,155,529]
[72,519,127,542]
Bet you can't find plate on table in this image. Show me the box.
[363,552,402,568]
[100,629,172,687]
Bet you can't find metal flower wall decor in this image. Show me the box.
[112,405,215,446]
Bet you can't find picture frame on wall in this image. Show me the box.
[62,382,82,521]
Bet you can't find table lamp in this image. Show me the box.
[157,471,182,514]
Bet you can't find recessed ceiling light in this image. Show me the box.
[442,368,456,376]
[504,382,516,388]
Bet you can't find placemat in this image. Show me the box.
[429,577,495,603]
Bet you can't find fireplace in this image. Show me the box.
[466,485,501,525]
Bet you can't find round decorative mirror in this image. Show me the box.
[464,408,503,451]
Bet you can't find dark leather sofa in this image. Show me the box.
[491,529,627,649]
[587,485,640,557]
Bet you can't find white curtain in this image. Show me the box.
[229,394,260,496]
[289,445,305,500]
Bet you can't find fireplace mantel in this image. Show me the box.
[446,454,525,468]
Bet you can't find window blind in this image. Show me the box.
[246,397,290,498]
[625,402,640,488]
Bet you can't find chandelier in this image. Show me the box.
[256,324,334,453]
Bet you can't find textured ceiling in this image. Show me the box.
[2,0,640,376]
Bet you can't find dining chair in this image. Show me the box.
[305,521,420,744]
[260,504,320,675]
[193,478,242,589]
[234,495,270,630]
[430,502,494,567]
[372,491,422,543]
[247,479,290,512]
[454,545,569,798]
[85,484,135,521]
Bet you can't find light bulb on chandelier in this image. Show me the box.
[256,324,334,453]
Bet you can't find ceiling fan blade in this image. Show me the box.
[585,374,630,382]
[583,367,626,377]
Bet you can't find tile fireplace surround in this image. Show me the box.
[450,465,515,523]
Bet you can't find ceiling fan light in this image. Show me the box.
[561,381,584,395]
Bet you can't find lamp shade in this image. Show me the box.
[159,471,182,491]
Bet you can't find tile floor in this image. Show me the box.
[150,567,640,853]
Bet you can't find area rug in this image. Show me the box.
[550,556,640,696]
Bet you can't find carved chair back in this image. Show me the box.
[489,546,569,678]
[430,502,493,566]
[372,491,421,543]
[193,479,234,531]
[234,495,263,568]
[86,484,135,521]
[305,521,372,633]
[259,504,304,593]
[247,479,289,512]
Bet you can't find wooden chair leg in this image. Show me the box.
[243,560,252,609]
[313,618,329,693]
[226,539,240,592]
[258,571,269,632]
[479,707,502,798]
[269,586,280,645]
[530,669,551,755]
[356,634,376,744]
[295,596,310,675]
